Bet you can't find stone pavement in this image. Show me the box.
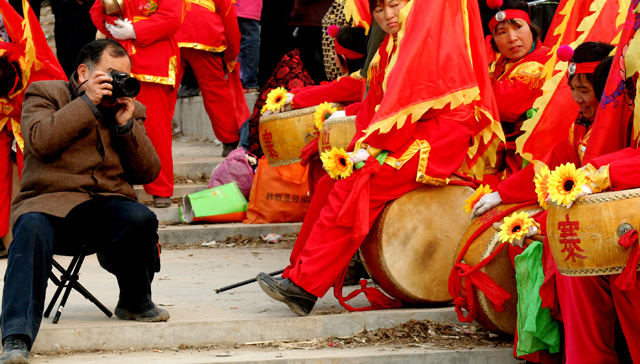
[4,246,519,363]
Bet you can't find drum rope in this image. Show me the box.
[448,202,532,325]
[615,229,640,291]
[333,264,402,312]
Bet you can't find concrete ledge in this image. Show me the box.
[33,347,519,364]
[158,223,302,244]
[136,184,209,203]
[34,308,459,353]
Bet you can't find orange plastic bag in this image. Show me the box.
[243,156,310,223]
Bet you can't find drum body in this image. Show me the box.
[259,104,341,167]
[547,188,640,276]
[454,203,542,335]
[360,185,474,305]
[318,116,356,153]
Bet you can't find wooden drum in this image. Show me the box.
[453,203,542,335]
[360,185,474,305]
[547,188,640,276]
[259,104,341,167]
[318,115,356,153]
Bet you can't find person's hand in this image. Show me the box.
[350,148,370,164]
[327,110,347,120]
[471,191,502,220]
[492,221,539,248]
[114,97,135,126]
[83,71,113,105]
[566,184,593,209]
[107,18,136,40]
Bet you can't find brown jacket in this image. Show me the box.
[11,79,161,227]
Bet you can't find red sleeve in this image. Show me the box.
[132,0,182,47]
[493,76,544,123]
[590,147,640,191]
[344,102,361,116]
[218,0,241,63]
[90,0,110,36]
[498,163,537,203]
[291,77,364,109]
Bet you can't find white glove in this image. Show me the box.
[566,184,593,209]
[471,191,502,220]
[511,224,539,248]
[327,110,347,120]
[107,18,136,40]
[349,148,370,165]
[285,93,294,105]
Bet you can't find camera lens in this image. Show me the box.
[121,77,140,98]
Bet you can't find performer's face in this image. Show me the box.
[492,19,534,61]
[372,0,408,36]
[569,76,598,119]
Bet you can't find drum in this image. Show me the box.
[453,203,542,335]
[259,104,342,167]
[101,0,124,16]
[547,188,640,276]
[318,115,356,153]
[360,185,475,305]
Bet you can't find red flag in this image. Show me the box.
[516,0,628,163]
[344,0,371,34]
[354,0,504,179]
[583,0,640,162]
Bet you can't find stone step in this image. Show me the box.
[173,93,258,141]
[136,184,210,203]
[32,346,518,364]
[158,222,302,245]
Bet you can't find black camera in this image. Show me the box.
[107,72,140,99]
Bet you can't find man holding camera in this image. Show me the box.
[0,39,168,364]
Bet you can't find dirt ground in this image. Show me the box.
[161,233,298,250]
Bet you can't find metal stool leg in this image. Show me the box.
[44,257,80,319]
[51,254,85,324]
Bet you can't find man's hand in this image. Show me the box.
[471,191,502,220]
[106,18,136,40]
[84,71,113,105]
[114,97,135,126]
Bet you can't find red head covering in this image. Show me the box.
[489,9,531,33]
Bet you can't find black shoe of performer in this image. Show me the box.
[256,273,317,316]
[0,335,30,364]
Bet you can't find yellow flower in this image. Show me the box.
[320,146,353,180]
[498,211,536,244]
[534,165,551,209]
[314,102,337,130]
[463,184,493,214]
[261,87,289,114]
[546,163,587,207]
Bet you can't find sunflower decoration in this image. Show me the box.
[320,146,353,180]
[260,87,289,114]
[546,163,587,207]
[463,184,493,214]
[498,211,536,244]
[314,102,337,131]
[534,165,551,209]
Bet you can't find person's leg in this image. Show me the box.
[50,0,97,79]
[0,129,12,238]
[1,213,58,348]
[69,197,161,316]
[238,17,260,89]
[556,273,620,364]
[183,48,239,145]
[137,82,175,202]
[611,272,640,362]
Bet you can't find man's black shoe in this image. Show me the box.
[256,273,317,316]
[222,141,239,157]
[0,335,30,364]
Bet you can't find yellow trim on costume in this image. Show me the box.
[583,163,611,193]
[343,0,370,35]
[132,15,149,23]
[381,139,447,186]
[626,2,640,141]
[497,61,545,89]
[185,0,216,12]
[354,86,481,151]
[131,55,178,86]
[380,1,412,92]
[177,42,226,53]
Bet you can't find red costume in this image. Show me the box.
[282,0,502,299]
[492,43,550,175]
[175,0,242,144]
[91,0,182,198]
[0,0,66,238]
[290,73,364,111]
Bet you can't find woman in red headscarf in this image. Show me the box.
[488,0,551,176]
